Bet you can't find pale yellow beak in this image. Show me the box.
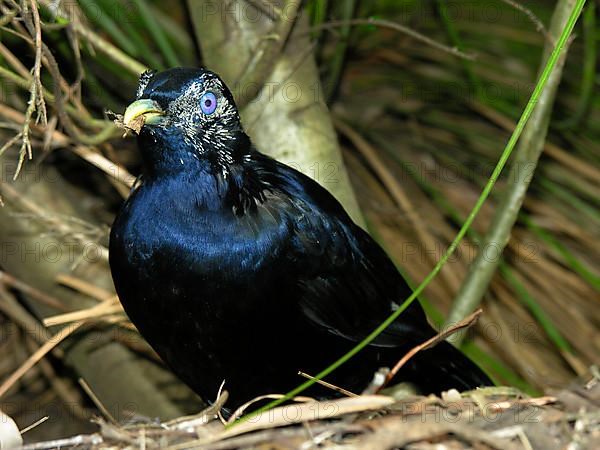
[123,99,165,130]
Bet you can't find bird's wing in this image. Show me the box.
[254,155,436,348]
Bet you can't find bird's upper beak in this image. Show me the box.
[123,99,165,132]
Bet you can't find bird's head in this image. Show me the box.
[123,67,249,176]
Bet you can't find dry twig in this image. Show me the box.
[380,309,483,391]
[0,322,83,398]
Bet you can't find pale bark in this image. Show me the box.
[188,0,364,225]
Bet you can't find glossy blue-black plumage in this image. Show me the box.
[109,68,491,410]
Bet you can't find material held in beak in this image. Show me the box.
[122,99,164,134]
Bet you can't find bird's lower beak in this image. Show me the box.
[123,99,165,131]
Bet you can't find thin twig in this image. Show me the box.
[166,384,229,429]
[0,270,67,311]
[0,131,23,156]
[0,183,110,262]
[40,0,148,76]
[71,146,135,187]
[5,19,91,118]
[13,433,103,450]
[25,0,47,125]
[55,274,115,302]
[0,40,30,78]
[499,0,552,43]
[309,18,477,61]
[0,100,134,189]
[41,41,117,145]
[43,297,122,327]
[297,371,358,397]
[0,322,84,398]
[379,309,483,391]
[0,61,117,137]
[0,4,19,26]
[38,0,148,75]
[245,40,317,131]
[23,337,90,420]
[19,416,49,434]
[78,378,118,424]
[15,0,47,178]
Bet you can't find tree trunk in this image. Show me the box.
[188,0,364,225]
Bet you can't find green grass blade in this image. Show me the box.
[370,135,574,358]
[521,214,600,291]
[229,0,586,427]
[446,0,589,334]
[556,2,596,129]
[323,0,356,100]
[461,342,539,396]
[499,264,572,352]
[308,0,329,40]
[436,0,483,99]
[538,177,600,224]
[78,0,140,57]
[131,0,181,67]
[94,0,165,69]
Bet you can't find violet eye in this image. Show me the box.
[200,91,217,115]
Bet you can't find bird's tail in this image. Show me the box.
[390,340,493,394]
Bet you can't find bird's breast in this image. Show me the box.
[110,180,292,321]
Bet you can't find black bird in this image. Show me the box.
[109,68,492,410]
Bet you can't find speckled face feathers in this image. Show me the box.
[164,76,240,154]
[135,70,157,99]
[131,68,247,173]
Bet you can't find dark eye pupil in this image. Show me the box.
[204,99,212,107]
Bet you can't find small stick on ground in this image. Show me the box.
[19,416,49,434]
[78,378,118,425]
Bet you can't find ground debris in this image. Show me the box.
[12,378,600,450]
